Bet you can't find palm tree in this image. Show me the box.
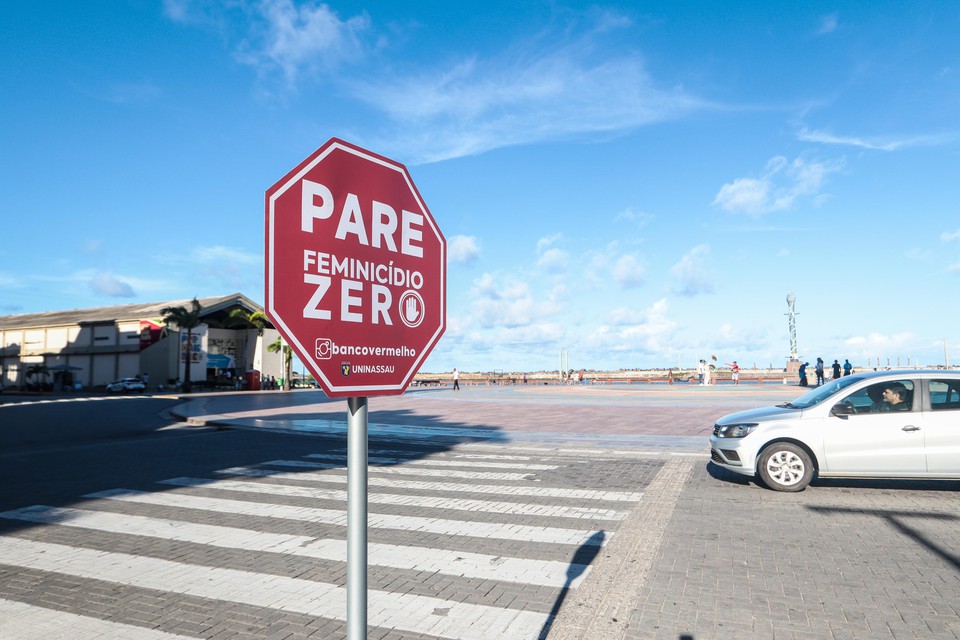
[223,309,271,374]
[161,298,202,393]
[267,336,293,391]
[26,363,49,391]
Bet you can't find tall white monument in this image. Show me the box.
[786,292,799,363]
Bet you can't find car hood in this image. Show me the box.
[716,404,800,425]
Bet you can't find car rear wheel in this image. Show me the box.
[758,443,814,492]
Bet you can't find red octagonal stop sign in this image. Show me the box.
[265,138,446,397]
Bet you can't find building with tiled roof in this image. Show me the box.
[0,293,284,391]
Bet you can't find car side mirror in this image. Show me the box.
[831,402,854,418]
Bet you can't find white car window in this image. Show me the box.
[930,379,960,411]
[842,379,915,414]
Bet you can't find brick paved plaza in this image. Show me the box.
[1,384,958,639]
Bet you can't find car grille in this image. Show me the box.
[711,448,724,464]
[711,448,741,465]
[712,424,722,437]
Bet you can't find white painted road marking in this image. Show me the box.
[159,476,627,520]
[219,462,645,501]
[0,505,593,588]
[86,488,608,545]
[304,452,561,470]
[0,537,550,640]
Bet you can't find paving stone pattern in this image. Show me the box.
[0,441,664,640]
[624,464,960,640]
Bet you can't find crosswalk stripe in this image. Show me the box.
[0,537,550,640]
[304,452,561,470]
[277,458,535,480]
[0,598,202,640]
[218,464,644,501]
[0,505,593,588]
[86,488,608,545]
[159,476,627,520]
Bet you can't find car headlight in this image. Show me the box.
[715,423,759,438]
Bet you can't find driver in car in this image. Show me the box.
[870,382,911,412]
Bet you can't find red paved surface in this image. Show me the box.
[178,384,808,438]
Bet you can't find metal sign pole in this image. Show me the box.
[347,396,368,640]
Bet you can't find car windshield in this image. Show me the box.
[777,375,864,409]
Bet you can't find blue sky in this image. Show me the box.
[2,1,959,373]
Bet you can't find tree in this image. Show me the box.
[161,298,202,393]
[267,336,293,391]
[25,363,49,391]
[223,308,270,373]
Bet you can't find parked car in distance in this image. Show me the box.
[105,377,146,393]
[710,370,960,491]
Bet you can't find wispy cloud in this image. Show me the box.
[941,229,960,242]
[89,273,136,298]
[670,244,714,296]
[713,155,843,216]
[239,0,370,85]
[797,127,953,151]
[167,0,370,87]
[354,14,708,162]
[612,254,646,289]
[815,13,838,36]
[448,235,480,263]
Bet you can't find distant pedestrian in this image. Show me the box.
[815,358,825,385]
[726,360,740,385]
[697,360,705,385]
[452,368,460,391]
[798,362,809,386]
[832,360,841,379]
[843,359,852,376]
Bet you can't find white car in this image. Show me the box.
[709,370,960,491]
[105,377,146,393]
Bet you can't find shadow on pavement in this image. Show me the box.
[537,530,606,640]
[806,505,960,572]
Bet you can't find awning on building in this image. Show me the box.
[207,354,235,369]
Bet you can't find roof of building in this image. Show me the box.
[0,293,265,331]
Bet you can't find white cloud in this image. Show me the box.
[713,155,843,216]
[536,234,568,272]
[590,298,677,354]
[354,14,707,163]
[614,207,654,226]
[612,254,646,289]
[816,14,838,36]
[941,229,960,242]
[842,332,916,360]
[448,235,480,263]
[90,273,136,298]
[189,246,261,264]
[537,248,569,272]
[796,127,952,152]
[169,0,371,87]
[670,244,714,296]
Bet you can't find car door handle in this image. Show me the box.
[902,425,921,432]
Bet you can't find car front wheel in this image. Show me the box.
[757,443,814,492]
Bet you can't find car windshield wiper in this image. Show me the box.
[776,402,799,409]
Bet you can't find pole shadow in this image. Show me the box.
[537,530,606,639]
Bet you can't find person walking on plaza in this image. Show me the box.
[697,359,705,385]
[798,362,809,386]
[452,367,460,391]
[843,359,852,376]
[832,359,842,379]
[726,360,740,385]
[815,358,825,385]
